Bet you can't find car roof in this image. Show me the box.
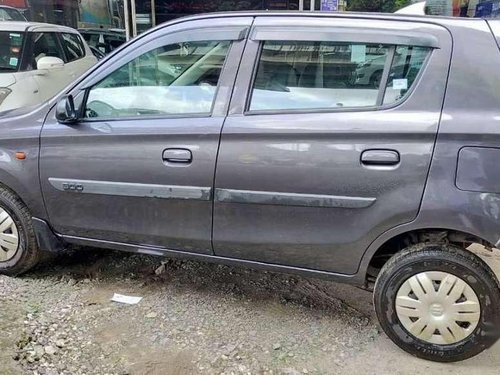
[0,21,79,33]
[157,10,485,28]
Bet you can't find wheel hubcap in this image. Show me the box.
[395,271,481,345]
[0,207,19,262]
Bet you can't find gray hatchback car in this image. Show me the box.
[0,11,499,363]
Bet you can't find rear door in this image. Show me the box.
[213,16,452,274]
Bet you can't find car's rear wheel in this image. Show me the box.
[0,186,39,276]
[374,243,500,362]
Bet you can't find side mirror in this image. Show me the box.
[37,56,64,72]
[56,95,78,124]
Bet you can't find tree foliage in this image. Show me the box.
[347,0,412,13]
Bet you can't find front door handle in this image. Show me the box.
[162,148,192,163]
[361,149,400,166]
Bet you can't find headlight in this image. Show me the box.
[0,88,12,106]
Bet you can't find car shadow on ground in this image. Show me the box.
[28,246,376,322]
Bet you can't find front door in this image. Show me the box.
[213,16,452,273]
[40,18,252,254]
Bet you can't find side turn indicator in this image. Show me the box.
[15,152,26,160]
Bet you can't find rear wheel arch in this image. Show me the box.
[361,227,494,289]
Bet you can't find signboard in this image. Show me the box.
[80,0,112,26]
[321,0,338,11]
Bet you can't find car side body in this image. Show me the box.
[1,11,499,283]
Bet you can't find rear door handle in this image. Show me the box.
[162,148,192,163]
[361,149,400,166]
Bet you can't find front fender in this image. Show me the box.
[0,103,50,219]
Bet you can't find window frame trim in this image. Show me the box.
[250,26,440,49]
[243,40,434,116]
[376,46,396,106]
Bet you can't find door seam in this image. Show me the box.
[210,17,256,254]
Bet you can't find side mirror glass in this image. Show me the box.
[37,56,64,71]
[56,94,78,124]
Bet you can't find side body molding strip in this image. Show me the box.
[48,179,375,208]
[48,178,211,201]
[215,188,376,209]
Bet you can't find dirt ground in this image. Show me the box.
[1,246,499,375]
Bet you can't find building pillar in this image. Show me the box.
[130,0,137,37]
[151,0,156,27]
[124,0,131,40]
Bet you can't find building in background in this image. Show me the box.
[0,0,346,39]
[424,0,500,17]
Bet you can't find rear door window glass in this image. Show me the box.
[250,41,392,111]
[32,32,65,68]
[61,33,85,62]
[249,40,431,112]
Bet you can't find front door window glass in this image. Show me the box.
[85,40,231,118]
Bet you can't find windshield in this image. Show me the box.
[0,7,26,21]
[0,32,24,72]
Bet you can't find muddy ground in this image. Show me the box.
[1,247,499,375]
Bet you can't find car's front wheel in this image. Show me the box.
[0,186,40,276]
[374,243,500,362]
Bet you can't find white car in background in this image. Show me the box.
[395,1,426,15]
[0,22,97,112]
[0,5,27,21]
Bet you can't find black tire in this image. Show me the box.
[374,243,500,362]
[0,186,40,276]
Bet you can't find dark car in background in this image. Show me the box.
[0,12,500,363]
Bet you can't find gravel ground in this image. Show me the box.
[1,246,499,375]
